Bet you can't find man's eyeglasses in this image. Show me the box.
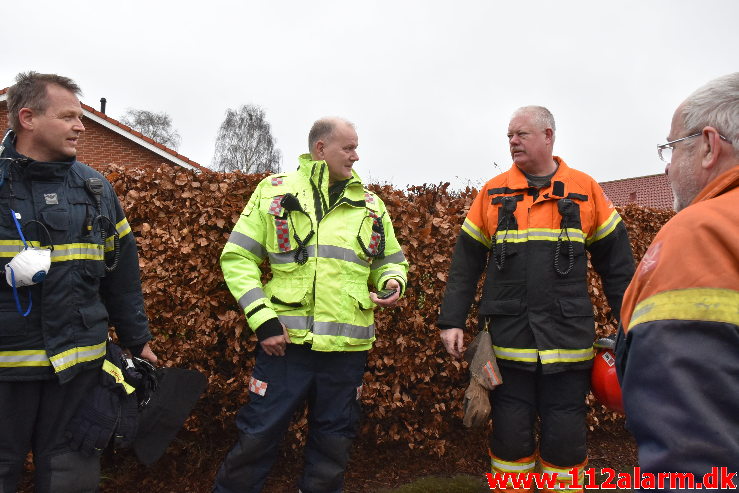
[657,132,729,163]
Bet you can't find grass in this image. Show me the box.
[376,474,489,493]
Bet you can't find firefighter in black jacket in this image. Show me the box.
[0,72,156,492]
[438,106,634,492]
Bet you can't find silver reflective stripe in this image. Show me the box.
[52,245,104,260]
[317,245,368,266]
[116,218,132,238]
[313,321,375,340]
[238,287,267,309]
[370,250,407,269]
[539,348,594,364]
[493,346,538,362]
[378,270,405,286]
[50,342,107,373]
[278,315,314,330]
[0,350,50,367]
[491,458,536,472]
[227,231,266,259]
[269,244,317,264]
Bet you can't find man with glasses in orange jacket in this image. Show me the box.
[617,73,739,484]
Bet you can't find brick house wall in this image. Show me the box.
[0,95,205,171]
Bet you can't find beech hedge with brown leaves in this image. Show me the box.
[99,163,674,456]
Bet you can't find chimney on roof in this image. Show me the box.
[100,98,107,114]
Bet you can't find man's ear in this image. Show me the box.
[313,140,325,160]
[544,127,554,143]
[700,126,723,171]
[18,108,35,131]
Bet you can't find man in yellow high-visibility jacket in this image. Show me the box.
[214,117,408,493]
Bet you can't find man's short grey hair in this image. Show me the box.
[6,71,82,131]
[308,117,355,151]
[680,72,739,154]
[513,106,556,135]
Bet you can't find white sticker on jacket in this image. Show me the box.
[249,376,268,396]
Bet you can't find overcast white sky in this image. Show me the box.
[2,1,737,189]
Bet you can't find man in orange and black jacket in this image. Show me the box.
[438,106,634,492]
[616,73,738,485]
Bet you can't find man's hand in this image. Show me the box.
[441,328,465,359]
[370,279,401,307]
[260,325,292,356]
[139,342,158,365]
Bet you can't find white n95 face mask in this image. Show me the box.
[5,247,51,287]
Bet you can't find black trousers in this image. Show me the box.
[490,364,590,467]
[0,370,100,493]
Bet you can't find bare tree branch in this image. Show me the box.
[212,104,282,173]
[121,108,181,150]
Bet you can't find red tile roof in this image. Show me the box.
[600,173,674,210]
[0,87,208,172]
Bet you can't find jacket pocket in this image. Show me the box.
[0,308,27,337]
[79,303,109,330]
[479,298,525,316]
[348,290,374,311]
[558,297,593,317]
[266,284,308,310]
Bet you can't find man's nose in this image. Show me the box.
[73,118,85,133]
[350,151,359,162]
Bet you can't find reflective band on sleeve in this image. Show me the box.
[0,349,50,367]
[313,321,375,340]
[277,315,314,331]
[50,341,107,372]
[461,219,491,248]
[238,287,267,310]
[587,209,622,245]
[628,287,739,331]
[539,347,595,364]
[370,250,407,269]
[492,346,538,362]
[227,230,267,259]
[116,218,132,238]
[102,359,136,394]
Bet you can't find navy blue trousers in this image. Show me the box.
[214,344,367,493]
[490,364,590,467]
[0,370,101,493]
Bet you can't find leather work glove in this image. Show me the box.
[462,377,491,428]
[465,330,502,391]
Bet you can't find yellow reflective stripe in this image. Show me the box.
[539,347,595,364]
[494,228,586,243]
[0,241,104,261]
[461,219,491,248]
[628,287,739,331]
[50,341,107,372]
[102,359,136,394]
[587,209,621,245]
[116,218,131,238]
[493,345,538,362]
[0,349,50,367]
[53,243,104,261]
[491,457,536,473]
